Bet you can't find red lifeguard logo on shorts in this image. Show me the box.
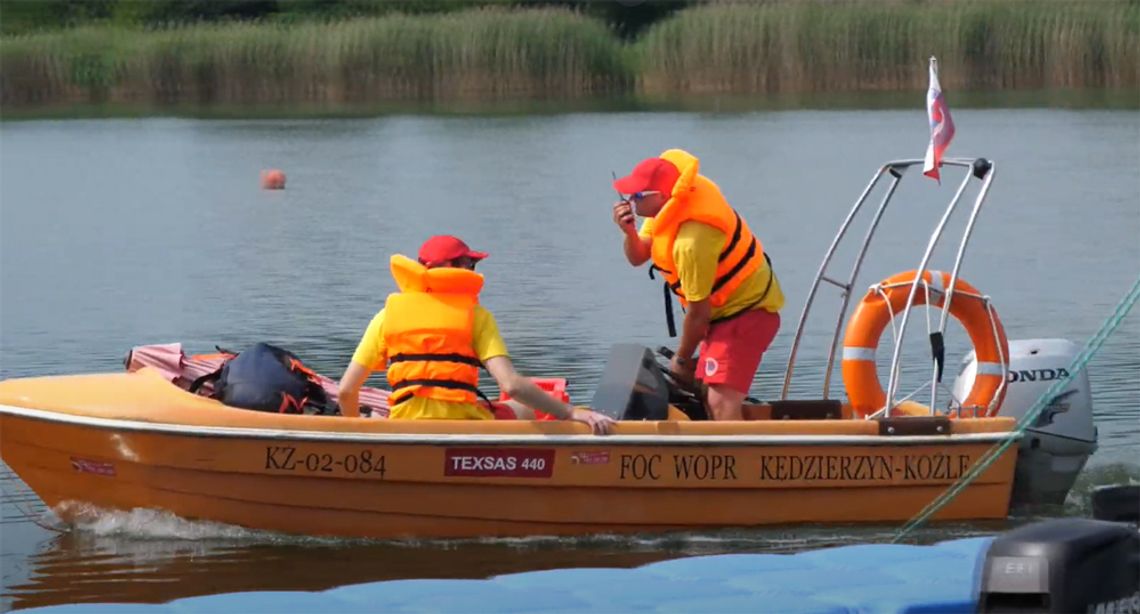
[705,357,719,377]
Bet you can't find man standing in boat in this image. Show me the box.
[338,235,614,434]
[611,149,784,420]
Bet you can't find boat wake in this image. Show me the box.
[49,502,331,545]
[1061,462,1140,512]
[37,502,999,555]
[30,461,1133,554]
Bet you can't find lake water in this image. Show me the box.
[1,108,1137,610]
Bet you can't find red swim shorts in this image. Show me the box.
[696,308,781,395]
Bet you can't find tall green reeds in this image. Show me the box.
[636,1,1140,95]
[0,7,632,108]
[1,2,1136,111]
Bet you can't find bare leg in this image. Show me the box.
[706,384,745,421]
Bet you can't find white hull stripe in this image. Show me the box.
[842,347,876,362]
[0,404,1018,446]
[975,362,1006,376]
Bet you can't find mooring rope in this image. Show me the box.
[892,272,1140,542]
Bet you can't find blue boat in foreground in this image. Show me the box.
[23,516,1139,614]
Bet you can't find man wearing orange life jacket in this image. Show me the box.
[612,149,784,421]
[338,235,614,434]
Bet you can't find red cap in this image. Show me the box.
[417,235,488,267]
[613,157,680,196]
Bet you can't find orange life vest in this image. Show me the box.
[383,254,484,407]
[648,149,766,311]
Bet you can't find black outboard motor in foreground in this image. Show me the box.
[978,517,1139,613]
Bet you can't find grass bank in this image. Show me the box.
[0,8,632,108]
[637,2,1139,95]
[1,2,1136,113]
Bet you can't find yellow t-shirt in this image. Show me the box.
[641,218,784,320]
[351,305,509,420]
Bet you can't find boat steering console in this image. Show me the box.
[589,344,710,421]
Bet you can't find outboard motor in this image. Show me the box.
[954,338,1098,505]
[978,518,1139,613]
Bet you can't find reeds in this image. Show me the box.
[637,1,1140,95]
[1,2,1135,111]
[0,7,632,108]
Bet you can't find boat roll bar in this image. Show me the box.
[780,157,1001,418]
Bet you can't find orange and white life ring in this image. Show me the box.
[841,270,1009,418]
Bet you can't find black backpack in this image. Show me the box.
[191,343,338,415]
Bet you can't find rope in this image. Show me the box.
[892,273,1140,543]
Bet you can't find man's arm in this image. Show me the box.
[341,310,386,417]
[675,298,711,368]
[623,231,652,266]
[485,356,571,418]
[484,356,614,434]
[337,362,371,418]
[613,201,651,266]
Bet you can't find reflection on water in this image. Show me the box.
[10,519,669,610]
[3,465,1136,610]
[0,506,1001,611]
[1,107,1138,609]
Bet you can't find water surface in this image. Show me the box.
[2,108,1137,610]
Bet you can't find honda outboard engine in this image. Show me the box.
[953,339,1097,505]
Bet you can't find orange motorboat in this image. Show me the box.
[0,158,1096,538]
[0,361,1019,539]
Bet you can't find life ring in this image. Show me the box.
[841,270,1009,418]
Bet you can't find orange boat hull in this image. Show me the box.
[0,370,1018,539]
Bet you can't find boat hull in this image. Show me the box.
[0,372,1019,539]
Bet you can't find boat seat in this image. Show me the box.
[767,399,844,420]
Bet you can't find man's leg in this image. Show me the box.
[696,309,781,420]
[706,384,746,420]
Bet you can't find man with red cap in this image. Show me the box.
[338,235,614,434]
[611,149,784,420]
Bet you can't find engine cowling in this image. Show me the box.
[953,338,1097,505]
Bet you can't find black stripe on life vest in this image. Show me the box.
[388,353,482,367]
[718,211,743,264]
[710,252,776,326]
[710,236,758,296]
[389,378,483,406]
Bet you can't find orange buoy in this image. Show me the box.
[260,169,286,190]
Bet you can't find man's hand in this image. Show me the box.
[615,201,652,266]
[669,355,696,385]
[570,407,616,435]
[612,200,637,235]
